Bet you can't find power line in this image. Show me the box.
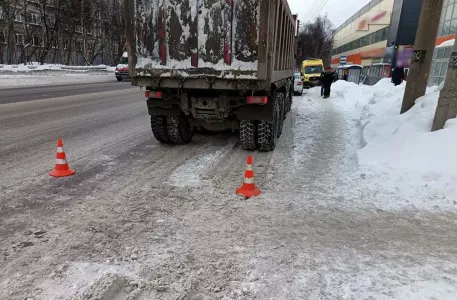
[303,0,324,23]
[304,0,324,23]
[308,0,329,22]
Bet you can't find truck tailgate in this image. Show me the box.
[133,0,260,78]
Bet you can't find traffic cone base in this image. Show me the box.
[236,186,261,198]
[49,168,75,177]
[50,138,75,177]
[236,155,261,199]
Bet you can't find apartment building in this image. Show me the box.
[0,0,124,66]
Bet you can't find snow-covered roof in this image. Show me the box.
[436,39,455,48]
[337,64,363,69]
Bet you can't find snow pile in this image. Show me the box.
[330,79,457,209]
[0,73,116,88]
[0,63,118,88]
[0,63,115,73]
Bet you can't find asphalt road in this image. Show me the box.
[1,86,457,299]
[0,80,133,104]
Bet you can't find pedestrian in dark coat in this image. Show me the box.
[320,67,335,98]
[391,67,405,86]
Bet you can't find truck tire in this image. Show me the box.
[287,83,293,113]
[288,86,293,112]
[151,115,171,143]
[277,93,285,138]
[167,115,193,145]
[240,120,257,151]
[257,99,279,151]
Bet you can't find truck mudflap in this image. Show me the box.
[237,99,275,121]
[131,0,260,78]
[147,99,181,116]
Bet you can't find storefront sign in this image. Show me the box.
[357,17,368,31]
[361,48,386,59]
[340,56,347,65]
[396,46,413,67]
[368,11,390,25]
[357,11,390,31]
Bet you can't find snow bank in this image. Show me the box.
[0,63,115,73]
[0,63,117,88]
[0,73,116,89]
[329,78,457,209]
[356,80,456,175]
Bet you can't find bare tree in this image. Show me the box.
[17,0,44,64]
[35,0,68,64]
[103,0,125,65]
[0,0,22,64]
[400,0,444,114]
[296,15,334,67]
[431,37,457,131]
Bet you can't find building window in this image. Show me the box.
[76,40,83,51]
[31,36,40,46]
[16,34,24,45]
[14,12,22,22]
[332,27,390,56]
[438,1,457,37]
[429,46,453,86]
[29,13,42,25]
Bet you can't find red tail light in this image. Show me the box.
[145,91,163,99]
[247,96,268,105]
[297,82,302,86]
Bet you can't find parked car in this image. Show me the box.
[115,52,129,81]
[294,72,304,95]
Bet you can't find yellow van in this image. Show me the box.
[301,59,324,88]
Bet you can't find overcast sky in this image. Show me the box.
[288,0,371,28]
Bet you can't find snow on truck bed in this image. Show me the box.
[133,0,260,78]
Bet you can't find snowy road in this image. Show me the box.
[0,81,132,104]
[1,87,457,299]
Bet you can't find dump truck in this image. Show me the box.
[124,0,297,151]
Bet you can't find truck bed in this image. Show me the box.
[131,0,261,78]
[126,0,296,86]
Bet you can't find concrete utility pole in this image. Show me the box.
[400,0,444,114]
[431,40,457,131]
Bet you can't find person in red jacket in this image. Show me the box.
[320,67,335,99]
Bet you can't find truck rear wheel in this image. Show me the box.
[240,120,257,151]
[277,93,285,138]
[257,99,279,152]
[167,115,193,145]
[151,115,171,143]
[287,86,293,112]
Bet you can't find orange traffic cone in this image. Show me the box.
[49,139,75,177]
[236,156,261,198]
